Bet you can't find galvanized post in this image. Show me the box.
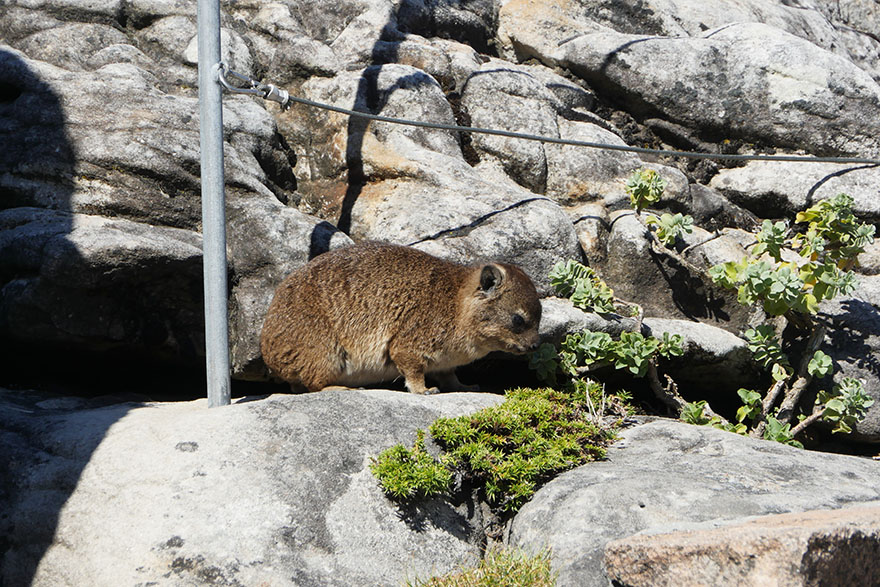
[197,0,231,407]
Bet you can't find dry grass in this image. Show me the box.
[406,548,556,587]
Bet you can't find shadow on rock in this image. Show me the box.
[0,48,138,586]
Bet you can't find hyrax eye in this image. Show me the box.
[511,313,526,332]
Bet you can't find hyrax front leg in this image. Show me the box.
[389,348,439,395]
[434,370,480,392]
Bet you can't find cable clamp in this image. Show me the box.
[217,63,291,110]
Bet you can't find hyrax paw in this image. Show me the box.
[423,386,441,395]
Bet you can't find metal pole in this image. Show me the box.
[197,0,231,407]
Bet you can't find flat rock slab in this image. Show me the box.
[0,388,503,586]
[509,419,880,587]
[604,504,880,587]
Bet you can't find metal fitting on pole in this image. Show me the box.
[217,64,291,110]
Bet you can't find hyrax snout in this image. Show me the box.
[260,242,542,394]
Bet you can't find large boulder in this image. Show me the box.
[461,62,560,193]
[604,505,880,586]
[0,45,305,379]
[0,208,203,360]
[498,2,880,158]
[0,387,503,586]
[509,419,880,586]
[710,160,880,221]
[557,0,880,82]
[597,210,754,331]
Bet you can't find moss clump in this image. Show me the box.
[406,548,556,587]
[370,429,453,501]
[371,385,620,512]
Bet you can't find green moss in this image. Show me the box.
[370,429,453,500]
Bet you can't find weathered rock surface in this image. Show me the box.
[604,504,880,587]
[598,211,754,331]
[560,0,880,83]
[509,419,880,587]
[498,2,880,158]
[0,387,503,586]
[818,274,880,440]
[711,161,880,221]
[2,0,880,444]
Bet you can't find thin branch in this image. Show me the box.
[777,325,826,425]
[632,211,707,277]
[680,231,723,258]
[646,361,689,416]
[750,378,787,438]
[790,407,826,438]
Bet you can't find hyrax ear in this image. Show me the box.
[479,264,506,296]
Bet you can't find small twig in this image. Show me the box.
[750,378,787,438]
[648,236,706,277]
[777,325,826,425]
[680,231,723,258]
[646,361,689,415]
[790,406,826,438]
[573,361,613,376]
[632,210,706,276]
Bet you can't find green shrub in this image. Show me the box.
[431,386,612,511]
[371,386,618,513]
[622,173,875,446]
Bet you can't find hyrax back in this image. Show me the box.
[260,242,541,394]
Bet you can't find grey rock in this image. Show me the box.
[517,62,596,117]
[124,0,191,27]
[247,3,340,81]
[398,0,498,54]
[599,211,751,331]
[687,183,759,232]
[0,45,307,376]
[0,208,204,355]
[565,201,610,265]
[858,238,880,275]
[642,316,756,396]
[540,298,756,395]
[710,160,880,221]
[604,504,880,587]
[294,63,461,219]
[461,63,559,193]
[0,48,284,229]
[538,296,642,344]
[570,0,880,83]
[498,4,880,157]
[0,387,503,586]
[510,419,880,587]
[818,274,880,441]
[17,23,130,71]
[545,119,641,205]
[330,1,400,66]
[348,156,582,295]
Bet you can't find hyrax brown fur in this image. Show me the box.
[260,242,542,394]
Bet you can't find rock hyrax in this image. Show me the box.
[260,242,542,394]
